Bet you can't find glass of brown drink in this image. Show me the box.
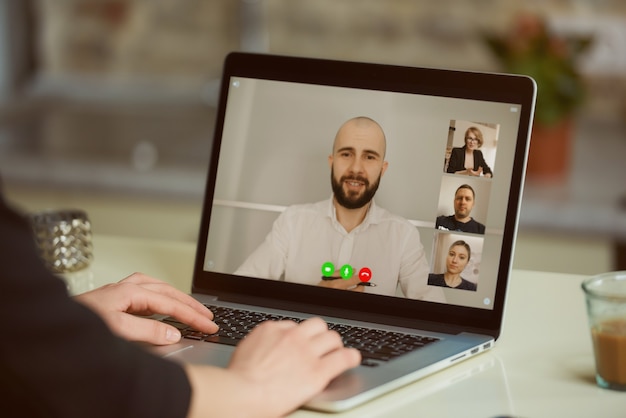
[582,271,626,391]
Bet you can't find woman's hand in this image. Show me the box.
[185,318,361,418]
[75,272,218,345]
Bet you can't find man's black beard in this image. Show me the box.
[331,168,381,210]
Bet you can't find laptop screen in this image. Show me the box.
[194,53,534,334]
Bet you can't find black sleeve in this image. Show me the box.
[446,148,463,174]
[0,195,192,418]
[475,150,493,176]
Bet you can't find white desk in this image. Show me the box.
[81,235,626,418]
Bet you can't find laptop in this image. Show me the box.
[153,52,536,412]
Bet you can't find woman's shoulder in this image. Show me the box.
[427,273,445,286]
[460,279,477,291]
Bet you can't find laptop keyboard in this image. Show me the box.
[162,305,439,367]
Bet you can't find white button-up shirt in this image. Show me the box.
[236,198,445,302]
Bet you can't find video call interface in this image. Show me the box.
[203,76,523,310]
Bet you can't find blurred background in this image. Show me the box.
[0,0,625,275]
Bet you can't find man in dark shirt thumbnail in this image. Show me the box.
[436,184,485,234]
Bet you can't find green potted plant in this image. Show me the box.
[483,12,593,180]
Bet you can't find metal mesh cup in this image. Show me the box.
[30,209,93,274]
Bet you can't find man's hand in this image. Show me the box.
[318,275,364,292]
[75,272,218,345]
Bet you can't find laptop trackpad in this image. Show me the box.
[153,342,233,368]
